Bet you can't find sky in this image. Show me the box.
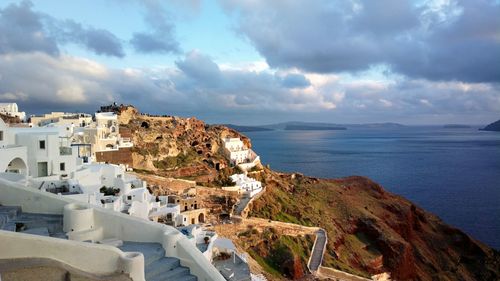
[0,0,499,125]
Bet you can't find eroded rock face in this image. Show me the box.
[117,106,246,182]
[110,105,500,280]
[249,173,500,281]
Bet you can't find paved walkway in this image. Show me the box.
[233,197,251,216]
[309,229,327,272]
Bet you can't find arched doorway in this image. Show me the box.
[5,157,27,175]
[198,213,205,224]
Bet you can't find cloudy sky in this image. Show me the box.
[0,0,499,125]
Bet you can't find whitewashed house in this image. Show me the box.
[70,112,133,161]
[0,102,26,121]
[0,118,181,222]
[0,119,28,178]
[230,173,263,198]
[30,112,92,127]
[222,137,260,171]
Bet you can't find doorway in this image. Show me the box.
[37,162,48,177]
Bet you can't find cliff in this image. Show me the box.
[116,106,253,183]
[248,171,500,280]
[117,106,500,280]
[481,119,500,132]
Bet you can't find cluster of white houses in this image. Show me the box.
[221,136,264,199]
[0,105,201,226]
[0,103,256,281]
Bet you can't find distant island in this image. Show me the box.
[284,124,347,130]
[480,119,500,132]
[221,121,407,132]
[443,124,471,129]
[222,124,273,132]
[260,121,405,130]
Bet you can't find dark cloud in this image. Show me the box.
[220,0,500,83]
[130,0,180,54]
[53,20,125,57]
[0,1,124,57]
[1,51,499,124]
[0,1,59,55]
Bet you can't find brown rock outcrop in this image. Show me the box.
[249,172,500,280]
[115,106,247,183]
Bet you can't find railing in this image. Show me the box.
[60,146,72,155]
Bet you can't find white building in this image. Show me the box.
[0,118,181,222]
[230,173,263,198]
[30,112,92,127]
[222,137,260,171]
[0,118,28,177]
[70,112,133,161]
[0,102,26,121]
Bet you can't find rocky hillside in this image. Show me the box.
[116,106,253,183]
[248,171,500,280]
[114,106,500,280]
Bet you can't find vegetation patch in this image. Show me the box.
[236,226,313,279]
[153,149,200,170]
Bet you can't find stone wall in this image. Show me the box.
[96,148,133,167]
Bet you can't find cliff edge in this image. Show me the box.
[116,106,500,280]
[247,171,500,280]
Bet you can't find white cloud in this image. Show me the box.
[0,92,28,101]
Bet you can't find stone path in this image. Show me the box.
[309,229,327,272]
[233,197,250,216]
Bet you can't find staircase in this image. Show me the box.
[0,205,65,237]
[0,206,197,281]
[119,242,197,281]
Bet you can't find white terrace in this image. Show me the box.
[0,177,225,281]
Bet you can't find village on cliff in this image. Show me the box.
[0,102,268,281]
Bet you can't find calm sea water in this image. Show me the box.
[245,126,500,249]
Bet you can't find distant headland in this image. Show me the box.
[480,119,500,132]
[222,121,405,132]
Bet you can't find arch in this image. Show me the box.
[198,213,205,224]
[5,157,27,175]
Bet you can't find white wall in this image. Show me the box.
[15,132,79,178]
[0,179,225,281]
[0,230,144,281]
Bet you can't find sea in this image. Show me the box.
[244,126,500,250]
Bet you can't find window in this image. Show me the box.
[60,163,65,171]
[0,131,3,141]
[39,140,45,149]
